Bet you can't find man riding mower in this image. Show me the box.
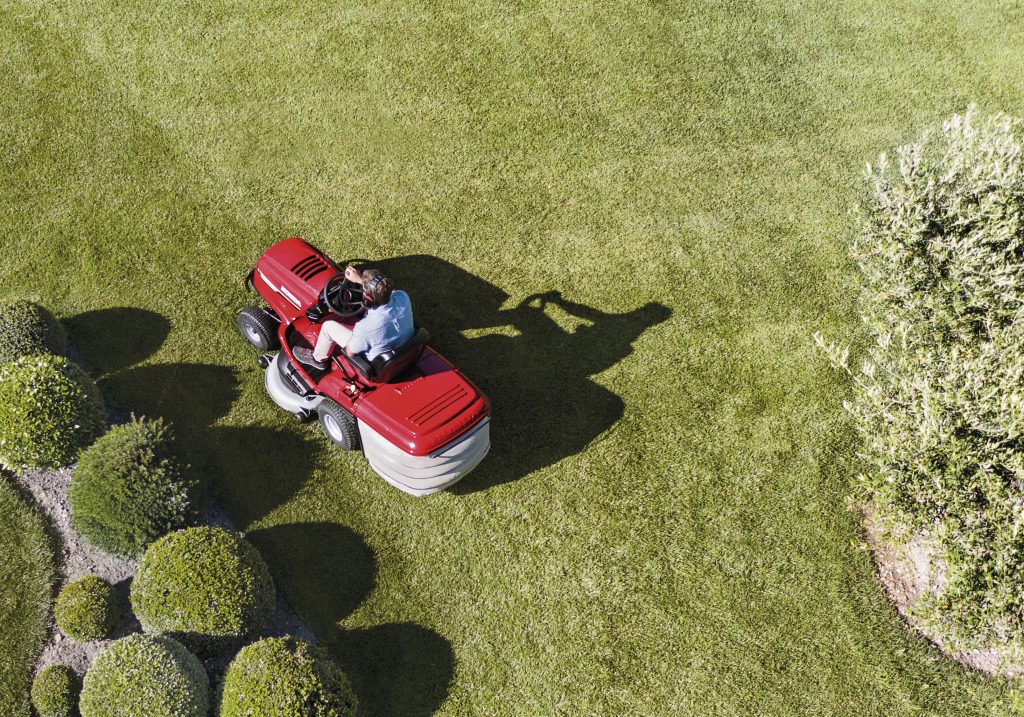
[238,237,491,496]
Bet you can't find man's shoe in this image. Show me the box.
[293,346,328,371]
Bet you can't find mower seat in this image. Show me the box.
[346,328,430,383]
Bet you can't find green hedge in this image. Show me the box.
[79,634,208,717]
[30,665,79,717]
[131,527,274,653]
[54,576,121,642]
[0,300,66,365]
[817,108,1024,650]
[69,417,202,558]
[0,475,55,717]
[0,355,105,470]
[219,637,357,717]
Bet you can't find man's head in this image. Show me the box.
[362,269,395,305]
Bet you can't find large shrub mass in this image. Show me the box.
[131,526,274,653]
[219,637,357,717]
[0,355,105,470]
[0,299,66,364]
[0,474,55,717]
[70,417,202,558]
[79,634,208,717]
[54,575,121,642]
[817,109,1024,649]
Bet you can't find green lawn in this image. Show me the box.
[0,475,54,717]
[2,0,1024,714]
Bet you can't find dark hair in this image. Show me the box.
[362,270,394,305]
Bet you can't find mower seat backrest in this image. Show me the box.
[344,328,430,383]
[371,328,430,383]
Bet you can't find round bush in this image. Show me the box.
[0,354,105,470]
[131,526,274,653]
[79,634,208,717]
[31,664,80,717]
[0,299,66,364]
[69,417,202,558]
[54,575,121,642]
[219,637,357,717]
[817,109,1024,648]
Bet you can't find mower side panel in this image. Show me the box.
[359,417,490,496]
[252,265,303,324]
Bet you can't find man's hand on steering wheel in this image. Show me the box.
[344,265,364,285]
[319,272,366,319]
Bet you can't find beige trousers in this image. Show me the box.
[313,321,354,361]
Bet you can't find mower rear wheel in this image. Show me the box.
[238,307,279,350]
[318,400,359,450]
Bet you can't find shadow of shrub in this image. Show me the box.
[246,522,376,636]
[248,522,454,717]
[65,308,171,376]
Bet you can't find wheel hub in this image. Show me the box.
[323,414,343,441]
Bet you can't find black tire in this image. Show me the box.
[237,308,279,350]
[318,400,359,450]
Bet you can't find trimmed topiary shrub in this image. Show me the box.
[219,637,357,717]
[54,575,121,642]
[0,299,66,365]
[30,664,79,717]
[0,354,105,470]
[131,526,274,653]
[69,417,202,558]
[817,108,1024,653]
[79,634,208,717]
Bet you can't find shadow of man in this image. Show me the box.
[374,257,672,492]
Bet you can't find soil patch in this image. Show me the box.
[863,508,1024,677]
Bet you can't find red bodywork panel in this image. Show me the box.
[251,237,490,457]
[253,236,340,323]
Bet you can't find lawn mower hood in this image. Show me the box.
[249,237,337,318]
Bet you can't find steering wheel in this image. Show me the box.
[321,273,366,318]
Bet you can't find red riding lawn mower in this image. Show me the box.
[238,237,491,496]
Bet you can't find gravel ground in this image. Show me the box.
[12,465,316,681]
[863,508,1024,677]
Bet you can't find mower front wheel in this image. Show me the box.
[237,307,279,350]
[318,400,359,450]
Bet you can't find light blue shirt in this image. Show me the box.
[347,290,415,361]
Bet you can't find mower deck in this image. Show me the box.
[263,352,323,419]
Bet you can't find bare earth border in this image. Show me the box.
[862,506,1024,677]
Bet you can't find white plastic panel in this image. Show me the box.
[264,353,323,416]
[359,418,491,496]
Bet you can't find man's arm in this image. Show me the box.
[334,266,366,353]
[345,265,365,286]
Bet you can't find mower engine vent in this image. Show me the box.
[408,385,468,427]
[292,255,330,281]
